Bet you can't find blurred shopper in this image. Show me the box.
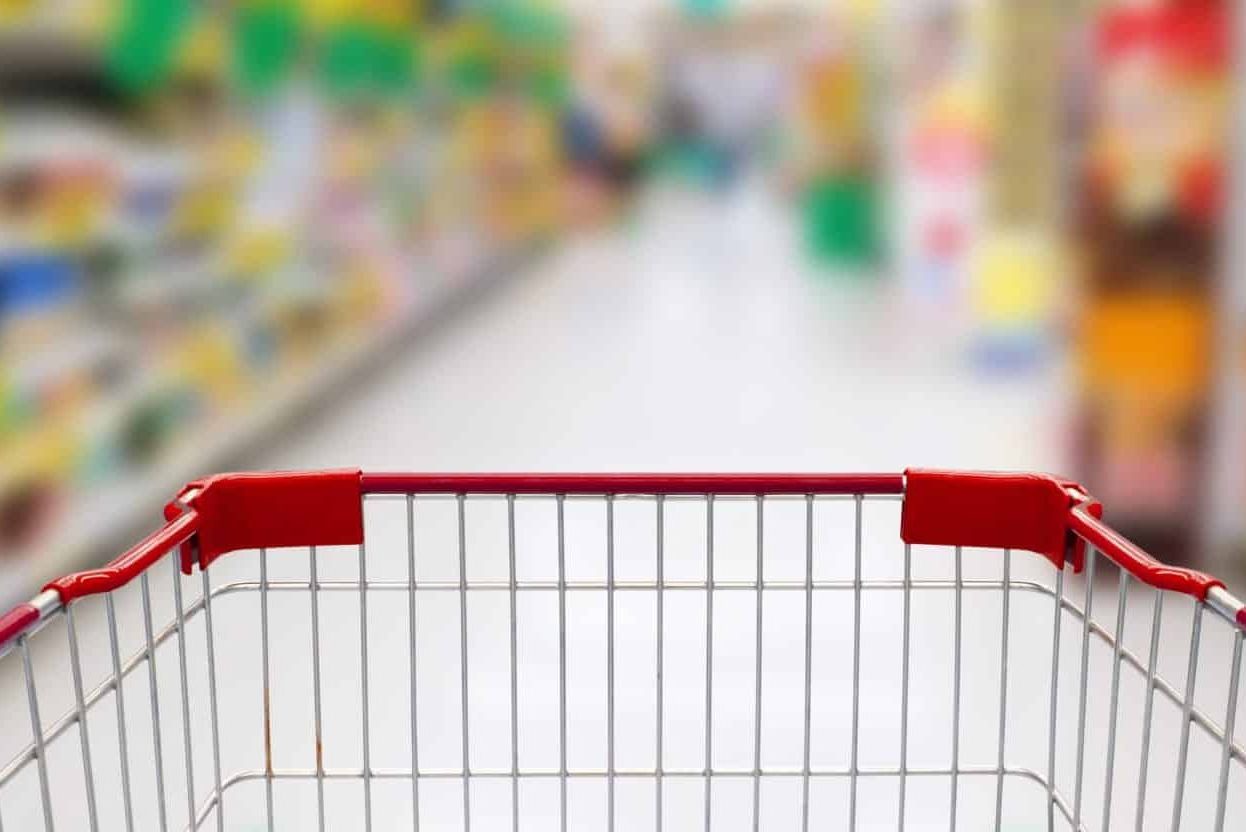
[562,34,653,224]
[661,25,784,192]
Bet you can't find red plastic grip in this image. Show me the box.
[900,469,1087,570]
[902,470,1086,567]
[166,469,365,573]
[0,604,39,650]
[47,511,202,604]
[1067,506,1224,600]
[901,468,1227,601]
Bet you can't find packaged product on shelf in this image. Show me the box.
[0,253,83,354]
[1073,0,1229,560]
[794,24,882,269]
[969,0,1065,373]
[893,2,985,314]
[0,0,558,587]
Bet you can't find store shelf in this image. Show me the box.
[0,243,533,608]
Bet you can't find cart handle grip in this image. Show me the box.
[45,510,202,604]
[32,469,1242,604]
[1068,505,1224,599]
[0,469,1236,654]
[0,604,40,649]
[900,468,1227,601]
[42,470,364,605]
[163,469,364,574]
[900,469,1096,571]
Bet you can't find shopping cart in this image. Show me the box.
[0,470,1241,831]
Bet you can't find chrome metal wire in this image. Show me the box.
[1,491,1242,832]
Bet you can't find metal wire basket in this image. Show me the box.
[0,470,1242,831]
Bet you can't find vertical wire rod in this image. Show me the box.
[704,495,715,832]
[359,541,373,832]
[751,496,765,832]
[1133,590,1163,832]
[406,499,422,832]
[21,637,54,832]
[1100,570,1129,830]
[259,549,274,832]
[1071,548,1098,828]
[66,605,100,831]
[801,496,815,832]
[558,495,569,832]
[606,495,616,832]
[1169,603,1205,831]
[309,547,326,832]
[200,569,224,832]
[1212,630,1243,832]
[1045,567,1064,832]
[899,541,912,831]
[170,553,197,829]
[507,495,519,832]
[457,495,472,832]
[993,549,1011,830]
[140,573,169,832]
[655,495,664,832]
[849,495,863,831]
[950,546,962,832]
[105,593,136,832]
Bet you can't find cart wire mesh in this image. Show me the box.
[0,471,1242,831]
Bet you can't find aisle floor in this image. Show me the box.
[256,181,1063,476]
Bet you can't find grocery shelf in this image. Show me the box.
[0,243,533,609]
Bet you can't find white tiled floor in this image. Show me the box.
[1,181,1242,831]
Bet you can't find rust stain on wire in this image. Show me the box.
[263,685,273,776]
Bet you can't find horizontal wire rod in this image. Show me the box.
[187,764,1089,831]
[4,572,1244,789]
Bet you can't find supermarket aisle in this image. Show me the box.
[255,178,1064,476]
[0,179,1242,832]
[231,178,1232,831]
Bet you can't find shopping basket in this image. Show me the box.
[0,469,1241,831]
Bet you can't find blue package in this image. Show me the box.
[0,254,81,320]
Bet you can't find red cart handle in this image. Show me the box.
[163,469,364,575]
[46,470,364,605]
[900,469,1102,572]
[46,511,203,604]
[0,468,1236,654]
[899,468,1225,599]
[1067,504,1224,599]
